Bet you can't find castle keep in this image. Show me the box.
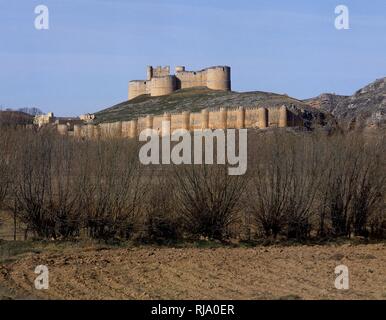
[128,65,231,100]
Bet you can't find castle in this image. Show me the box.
[33,65,305,137]
[34,112,83,127]
[128,65,231,100]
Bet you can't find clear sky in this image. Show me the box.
[0,0,385,116]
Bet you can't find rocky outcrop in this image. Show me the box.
[305,77,386,128]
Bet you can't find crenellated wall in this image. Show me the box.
[128,65,231,100]
[63,105,303,139]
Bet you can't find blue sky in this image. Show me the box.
[0,0,385,116]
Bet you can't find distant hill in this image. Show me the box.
[304,77,386,127]
[303,93,349,113]
[0,111,34,126]
[94,78,385,129]
[16,107,44,116]
[94,87,329,128]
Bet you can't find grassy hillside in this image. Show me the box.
[93,87,319,124]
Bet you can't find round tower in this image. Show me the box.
[206,66,231,91]
[219,107,228,129]
[114,121,122,138]
[146,66,153,80]
[150,75,176,97]
[182,111,190,130]
[163,113,171,136]
[237,107,245,129]
[146,115,154,129]
[279,105,288,128]
[129,119,138,138]
[201,109,209,129]
[258,107,268,129]
[128,80,148,100]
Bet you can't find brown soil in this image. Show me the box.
[0,243,385,300]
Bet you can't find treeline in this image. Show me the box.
[0,126,384,242]
[0,111,34,126]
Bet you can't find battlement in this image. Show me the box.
[128,65,231,100]
[147,66,170,79]
[56,105,304,139]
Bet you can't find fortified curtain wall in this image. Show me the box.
[58,106,303,139]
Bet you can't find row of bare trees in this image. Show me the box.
[247,131,385,240]
[0,127,148,240]
[0,126,385,242]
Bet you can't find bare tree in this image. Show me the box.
[142,174,181,243]
[12,129,56,238]
[351,134,386,237]
[249,131,320,240]
[0,127,12,207]
[76,139,147,240]
[173,164,246,240]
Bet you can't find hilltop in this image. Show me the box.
[89,77,385,129]
[304,77,386,127]
[94,87,328,128]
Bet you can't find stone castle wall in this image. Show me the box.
[128,65,231,100]
[62,105,303,139]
